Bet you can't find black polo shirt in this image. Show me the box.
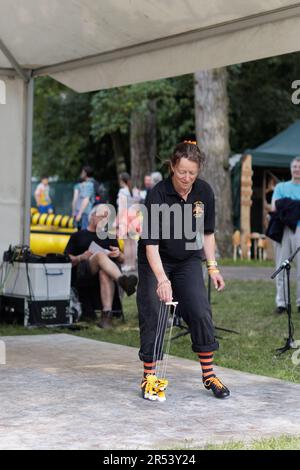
[138,176,215,264]
[65,229,119,257]
[65,229,119,284]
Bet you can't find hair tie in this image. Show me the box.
[183,140,197,145]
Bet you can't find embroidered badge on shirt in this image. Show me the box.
[193,201,204,218]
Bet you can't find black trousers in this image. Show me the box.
[137,256,219,363]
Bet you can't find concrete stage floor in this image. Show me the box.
[0,334,300,450]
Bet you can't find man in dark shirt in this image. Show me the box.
[65,204,137,328]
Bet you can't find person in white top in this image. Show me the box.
[117,172,141,272]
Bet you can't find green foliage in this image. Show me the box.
[90,77,194,177]
[91,88,131,139]
[90,79,176,140]
[33,76,94,180]
[33,52,300,183]
[228,53,300,152]
[157,74,195,168]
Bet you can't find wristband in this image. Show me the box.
[206,260,218,267]
[208,269,220,275]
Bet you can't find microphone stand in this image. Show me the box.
[271,246,300,355]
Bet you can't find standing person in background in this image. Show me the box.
[140,174,153,204]
[34,176,54,214]
[271,157,300,314]
[151,171,163,188]
[73,166,95,230]
[72,180,81,219]
[117,172,141,272]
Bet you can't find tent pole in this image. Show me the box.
[0,37,29,82]
[23,77,34,246]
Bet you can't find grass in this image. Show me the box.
[175,435,300,450]
[1,279,300,383]
[203,435,300,450]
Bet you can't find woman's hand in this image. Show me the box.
[68,254,77,267]
[108,246,120,258]
[156,279,173,303]
[209,272,225,291]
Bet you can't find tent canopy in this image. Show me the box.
[249,119,300,168]
[1,1,300,91]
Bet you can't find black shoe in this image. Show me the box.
[203,376,230,399]
[274,306,287,314]
[97,311,113,329]
[118,274,138,296]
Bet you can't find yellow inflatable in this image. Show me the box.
[30,209,77,255]
[30,209,125,256]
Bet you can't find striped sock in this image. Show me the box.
[143,361,156,378]
[198,352,216,382]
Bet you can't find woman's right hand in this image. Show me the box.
[156,279,173,303]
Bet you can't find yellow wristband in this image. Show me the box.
[208,269,220,275]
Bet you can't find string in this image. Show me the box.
[161,303,177,380]
[152,301,164,364]
[155,303,169,378]
[153,301,178,380]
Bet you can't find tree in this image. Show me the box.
[33,76,96,180]
[130,100,157,187]
[157,74,195,166]
[91,87,131,176]
[194,68,233,256]
[91,80,175,184]
[33,75,196,190]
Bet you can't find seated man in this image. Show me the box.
[65,204,137,328]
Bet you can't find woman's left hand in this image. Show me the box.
[209,272,225,291]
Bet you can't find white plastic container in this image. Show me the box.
[2,262,71,300]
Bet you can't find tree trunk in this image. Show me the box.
[194,68,233,257]
[130,100,156,188]
[111,131,127,175]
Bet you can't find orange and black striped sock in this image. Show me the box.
[197,352,216,382]
[143,361,157,378]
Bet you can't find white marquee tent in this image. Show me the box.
[1,0,300,258]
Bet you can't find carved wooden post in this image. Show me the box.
[240,154,253,258]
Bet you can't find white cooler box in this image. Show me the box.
[2,262,72,300]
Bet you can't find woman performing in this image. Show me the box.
[137,141,230,401]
